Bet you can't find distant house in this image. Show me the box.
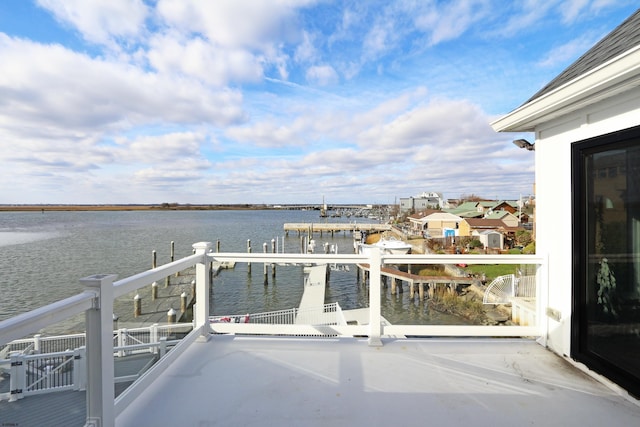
[460,218,506,237]
[484,210,519,227]
[414,212,463,238]
[479,200,517,214]
[399,192,446,213]
[491,9,640,397]
[407,211,433,235]
[444,201,484,218]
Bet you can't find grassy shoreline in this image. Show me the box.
[0,204,273,212]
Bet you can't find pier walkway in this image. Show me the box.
[295,265,329,324]
[284,222,391,236]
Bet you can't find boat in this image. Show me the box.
[357,237,412,255]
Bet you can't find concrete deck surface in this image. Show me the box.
[116,336,640,427]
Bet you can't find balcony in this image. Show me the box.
[1,242,639,426]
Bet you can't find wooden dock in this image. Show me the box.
[283,222,391,236]
[358,264,474,300]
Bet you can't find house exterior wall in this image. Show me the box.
[458,221,471,236]
[499,212,519,227]
[408,217,427,234]
[400,198,414,212]
[535,85,640,357]
[427,220,459,237]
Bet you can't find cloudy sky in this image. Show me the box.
[0,1,637,205]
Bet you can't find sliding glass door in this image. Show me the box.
[573,126,640,397]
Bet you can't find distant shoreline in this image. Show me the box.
[0,204,275,212]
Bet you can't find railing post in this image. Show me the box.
[9,353,25,401]
[33,334,42,353]
[150,323,158,355]
[159,336,168,358]
[368,248,383,346]
[118,328,127,357]
[192,242,213,341]
[73,347,85,391]
[81,273,117,427]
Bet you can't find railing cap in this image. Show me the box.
[80,274,118,287]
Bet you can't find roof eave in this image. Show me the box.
[491,47,640,133]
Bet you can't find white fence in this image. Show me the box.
[0,243,546,426]
[483,274,537,304]
[0,323,192,402]
[211,303,345,327]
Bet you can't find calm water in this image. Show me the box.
[0,209,463,329]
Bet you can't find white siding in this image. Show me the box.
[535,85,640,357]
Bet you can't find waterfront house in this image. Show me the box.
[406,209,438,235]
[492,8,640,397]
[415,211,463,238]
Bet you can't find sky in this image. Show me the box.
[0,1,637,205]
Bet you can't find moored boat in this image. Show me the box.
[358,237,412,255]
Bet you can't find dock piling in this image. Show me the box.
[263,242,268,285]
[180,292,187,313]
[134,294,141,317]
[271,238,276,278]
[247,239,252,274]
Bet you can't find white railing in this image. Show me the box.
[0,323,192,360]
[0,243,546,426]
[483,274,537,304]
[517,275,537,298]
[211,303,345,328]
[0,324,192,402]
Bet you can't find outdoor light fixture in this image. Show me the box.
[513,138,535,151]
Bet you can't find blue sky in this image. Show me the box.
[0,0,637,205]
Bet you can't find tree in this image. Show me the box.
[459,193,485,202]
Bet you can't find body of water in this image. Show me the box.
[0,209,464,330]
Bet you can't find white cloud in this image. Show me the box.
[305,65,339,86]
[294,31,318,64]
[37,0,149,46]
[491,1,557,38]
[559,0,590,24]
[536,32,600,68]
[156,0,308,49]
[414,0,490,45]
[225,121,304,148]
[0,35,247,132]
[147,34,264,86]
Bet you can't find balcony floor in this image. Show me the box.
[116,336,640,427]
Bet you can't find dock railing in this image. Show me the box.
[0,242,546,426]
[213,302,345,327]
